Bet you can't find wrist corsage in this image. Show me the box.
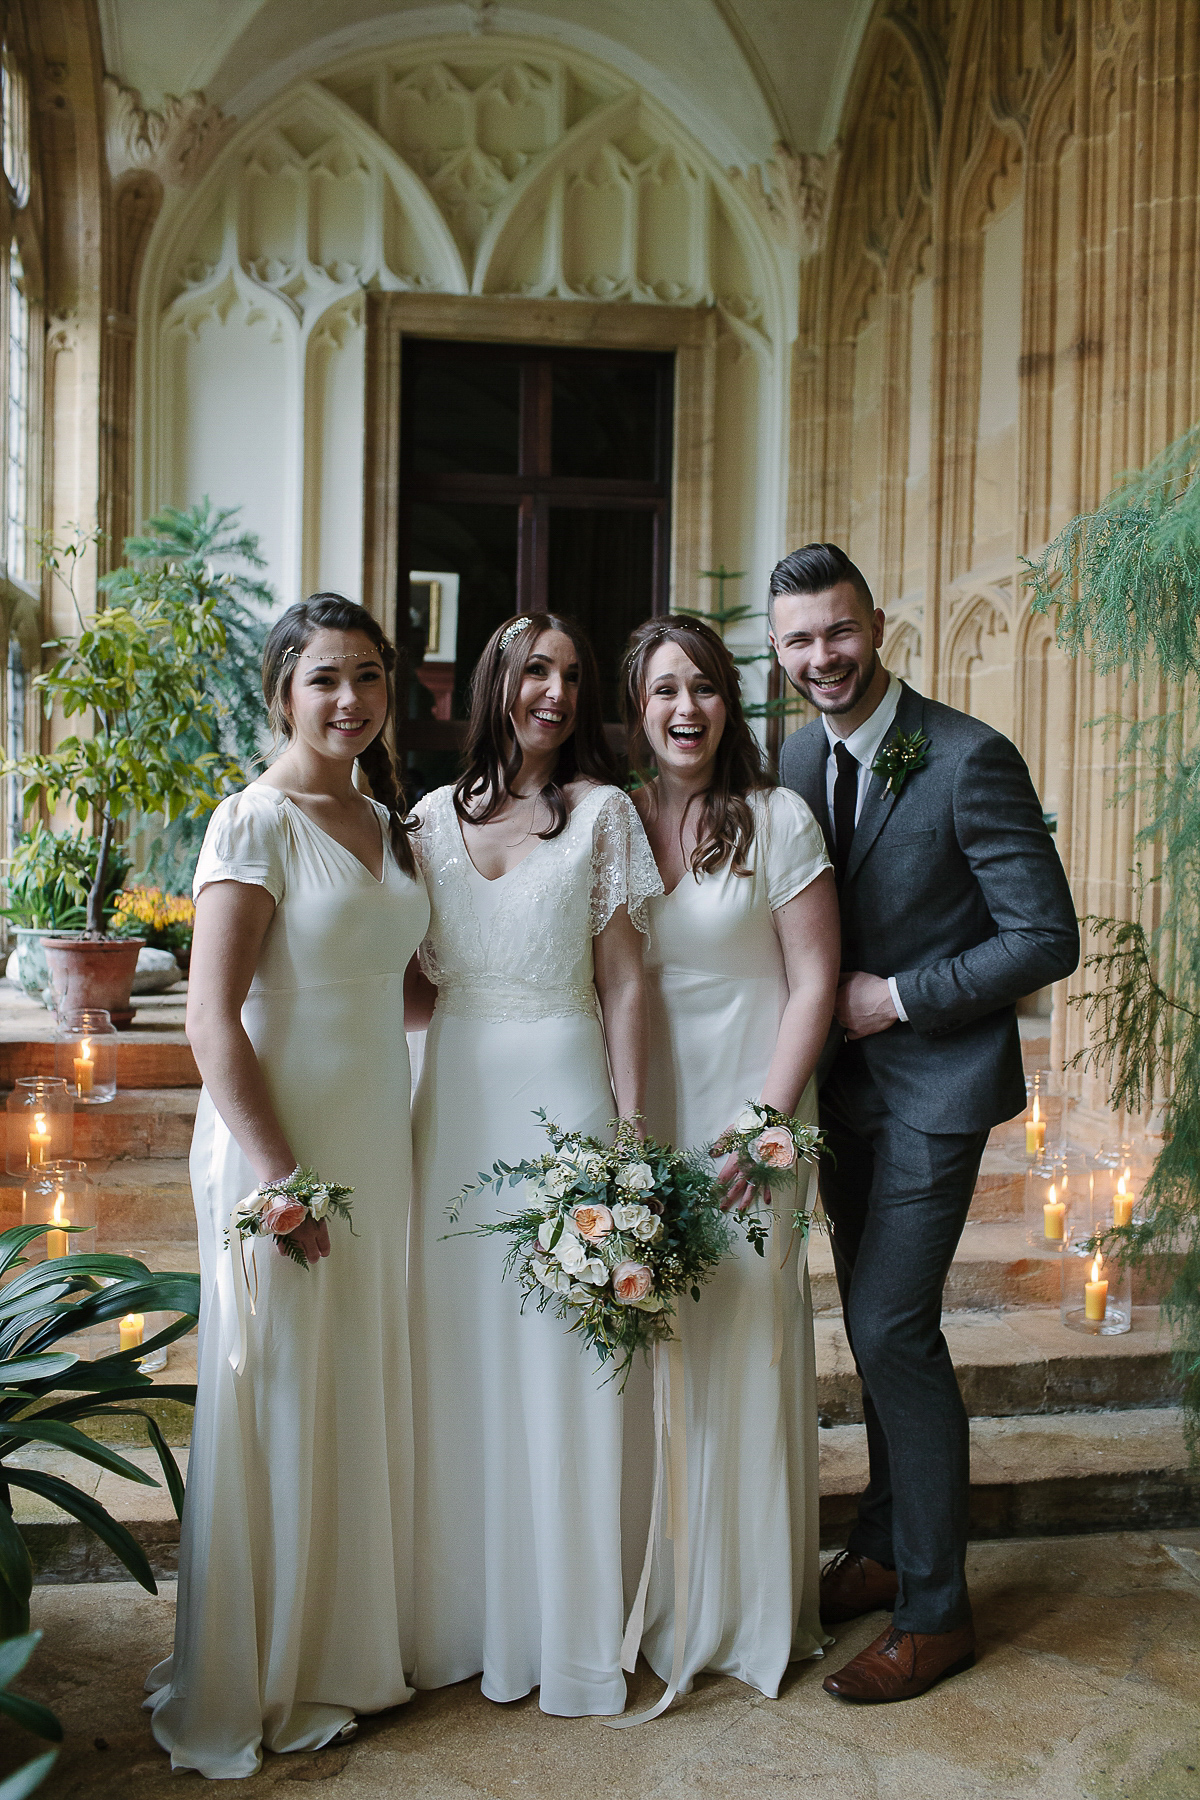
[711,1102,824,1253]
[229,1166,355,1267]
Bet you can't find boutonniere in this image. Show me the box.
[871,729,929,797]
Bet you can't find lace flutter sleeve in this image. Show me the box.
[589,789,664,939]
[193,789,287,903]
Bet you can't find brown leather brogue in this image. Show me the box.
[819,1550,899,1626]
[822,1622,976,1703]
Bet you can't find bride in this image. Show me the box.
[621,613,840,1698]
[148,595,428,1776]
[406,612,661,1717]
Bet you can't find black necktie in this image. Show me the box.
[833,741,858,881]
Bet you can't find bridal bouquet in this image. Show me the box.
[448,1112,733,1380]
[711,1101,824,1250]
[229,1167,355,1268]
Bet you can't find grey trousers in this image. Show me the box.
[818,1045,988,1634]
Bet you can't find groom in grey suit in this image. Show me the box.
[773,544,1078,1703]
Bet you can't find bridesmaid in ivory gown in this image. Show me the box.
[621,615,840,1698]
[147,597,429,1777]
[406,613,661,1717]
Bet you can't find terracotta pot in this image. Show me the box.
[40,936,145,1028]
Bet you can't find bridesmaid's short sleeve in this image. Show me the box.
[589,789,664,939]
[762,787,831,911]
[193,789,287,903]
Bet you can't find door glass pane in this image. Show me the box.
[407,350,520,476]
[551,361,660,481]
[407,499,518,724]
[547,508,656,718]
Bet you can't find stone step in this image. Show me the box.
[14,1406,1197,1583]
[813,1305,1178,1425]
[818,1406,1200,1545]
[808,1220,1169,1313]
[0,1157,196,1241]
[0,1037,198,1087]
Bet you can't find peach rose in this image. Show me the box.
[572,1203,615,1242]
[262,1197,308,1236]
[750,1127,796,1170]
[612,1260,653,1305]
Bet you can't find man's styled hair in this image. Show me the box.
[767,543,875,625]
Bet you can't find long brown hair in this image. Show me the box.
[454,612,617,838]
[261,593,417,877]
[621,615,770,878]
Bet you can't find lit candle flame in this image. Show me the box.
[1048,1184,1056,1204]
[1032,1096,1040,1124]
[1091,1252,1103,1283]
[1117,1173,1128,1196]
[80,1039,91,1064]
[51,1193,66,1226]
[33,1112,46,1134]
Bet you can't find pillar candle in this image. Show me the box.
[1113,1176,1134,1229]
[1085,1256,1108,1322]
[1026,1097,1045,1157]
[46,1194,69,1260]
[119,1314,144,1353]
[74,1041,94,1097]
[1043,1185,1065,1240]
[28,1112,51,1167]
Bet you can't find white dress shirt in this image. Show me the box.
[821,672,909,1023]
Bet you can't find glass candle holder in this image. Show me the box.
[22,1159,97,1262]
[6,1077,74,1175]
[54,1008,118,1104]
[1061,1240,1132,1335]
[1092,1143,1143,1232]
[1025,1153,1069,1252]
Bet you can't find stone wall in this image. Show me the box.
[788,0,1200,1121]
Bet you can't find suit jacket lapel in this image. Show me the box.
[843,683,925,884]
[784,722,834,861]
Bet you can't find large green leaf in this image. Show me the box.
[1,1254,150,1305]
[0,1631,39,1689]
[0,1690,62,1742]
[30,1382,195,1417]
[0,1507,31,1637]
[0,1357,76,1391]
[0,1231,52,1282]
[0,1419,160,1486]
[0,1748,57,1800]
[3,1470,157,1594]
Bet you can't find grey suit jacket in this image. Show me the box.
[779,682,1080,1135]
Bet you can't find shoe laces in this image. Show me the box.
[823,1549,861,1583]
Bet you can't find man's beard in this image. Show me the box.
[800,650,880,717]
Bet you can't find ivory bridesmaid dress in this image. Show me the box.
[637,785,833,1696]
[146,783,429,1778]
[407,782,661,1717]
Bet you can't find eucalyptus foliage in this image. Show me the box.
[0,1223,200,1636]
[6,528,247,934]
[1024,420,1200,1448]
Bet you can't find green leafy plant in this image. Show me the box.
[116,501,272,891]
[0,1630,60,1799]
[675,566,794,724]
[0,823,130,932]
[0,1222,200,1636]
[1024,419,1200,1449]
[5,526,248,937]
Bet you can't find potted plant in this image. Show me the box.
[1,822,131,1004]
[4,529,245,1024]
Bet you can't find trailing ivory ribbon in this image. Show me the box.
[216,1208,258,1377]
[769,1158,818,1369]
[606,1335,689,1728]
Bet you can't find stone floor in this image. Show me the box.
[5,1532,1199,1799]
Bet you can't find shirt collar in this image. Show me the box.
[822,672,903,768]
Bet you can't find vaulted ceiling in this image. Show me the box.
[98,0,872,162]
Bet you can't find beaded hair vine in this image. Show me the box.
[498,616,533,654]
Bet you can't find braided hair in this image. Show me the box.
[261,593,417,877]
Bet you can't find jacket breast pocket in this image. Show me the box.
[886,828,937,848]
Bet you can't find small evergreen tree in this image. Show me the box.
[1024,422,1200,1450]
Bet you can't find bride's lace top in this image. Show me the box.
[413,782,662,1023]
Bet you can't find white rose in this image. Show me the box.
[634,1214,662,1243]
[632,1294,667,1313]
[554,1233,589,1274]
[541,1163,576,1199]
[578,1257,609,1287]
[617,1161,654,1193]
[734,1106,761,1132]
[567,1284,594,1305]
[532,1258,572,1295]
[581,1152,608,1180]
[611,1202,648,1231]
[308,1189,331,1222]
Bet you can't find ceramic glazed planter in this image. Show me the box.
[11,927,54,1004]
[40,936,145,1027]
